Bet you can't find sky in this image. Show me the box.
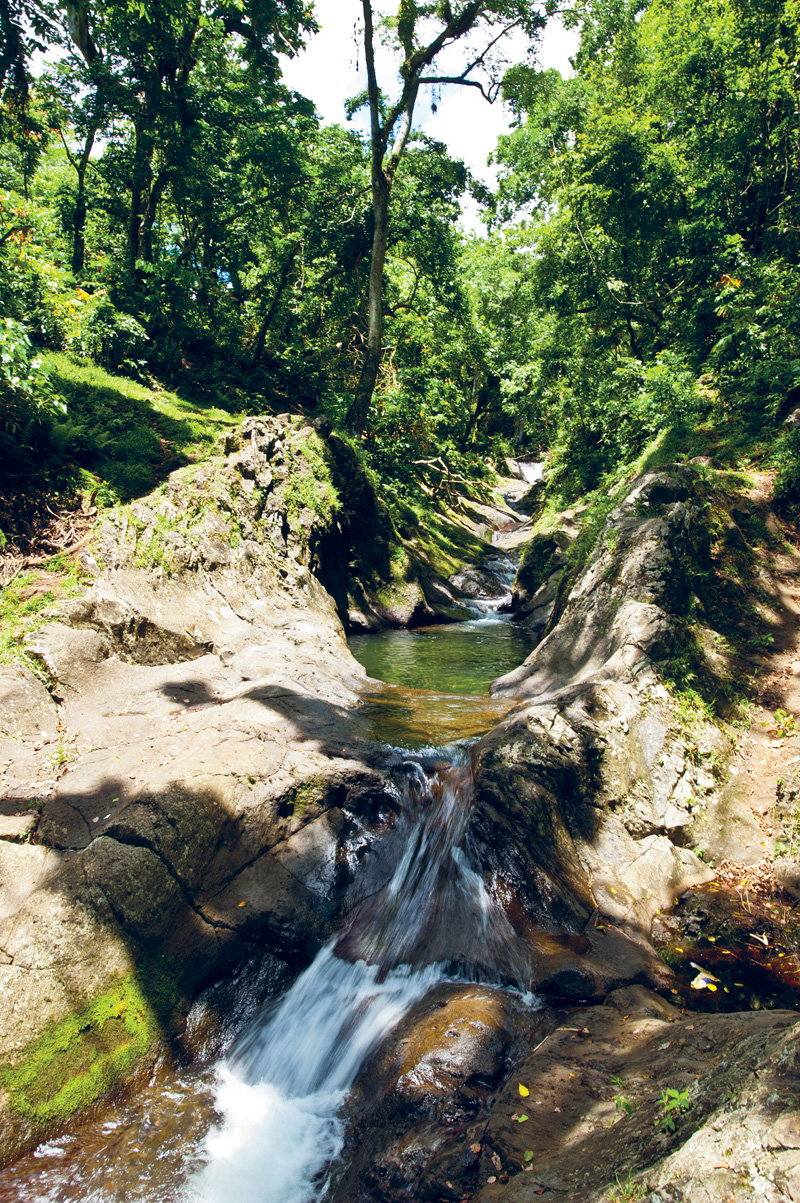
[280,2,580,231]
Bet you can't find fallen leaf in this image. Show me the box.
[690,969,719,990]
[238,901,247,907]
[524,1151,534,1162]
[519,1084,530,1097]
[491,1153,502,1173]
[516,1114,529,1123]
[487,1177,497,1185]
[469,1143,481,1155]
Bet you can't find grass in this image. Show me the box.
[1,355,248,665]
[0,555,84,668]
[44,352,245,504]
[607,1170,645,1203]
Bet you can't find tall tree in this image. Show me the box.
[345,0,550,434]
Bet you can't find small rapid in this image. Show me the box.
[186,751,530,1203]
[1,546,538,1203]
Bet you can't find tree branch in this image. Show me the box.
[420,75,497,101]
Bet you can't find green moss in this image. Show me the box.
[0,557,84,669]
[281,775,328,817]
[284,435,340,527]
[0,969,172,1128]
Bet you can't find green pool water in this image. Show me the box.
[348,615,534,697]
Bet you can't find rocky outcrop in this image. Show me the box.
[494,467,710,700]
[510,526,574,637]
[458,469,729,999]
[0,414,423,1163]
[330,982,553,1203]
[340,981,800,1203]
[472,986,800,1203]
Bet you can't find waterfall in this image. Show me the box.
[186,750,529,1203]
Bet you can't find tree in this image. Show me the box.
[345,0,550,434]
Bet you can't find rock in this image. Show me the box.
[492,466,709,700]
[331,983,546,1203]
[0,415,412,1162]
[471,683,713,960]
[511,526,575,640]
[775,856,800,900]
[0,813,37,843]
[468,993,799,1203]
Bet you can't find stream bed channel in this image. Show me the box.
[0,555,548,1203]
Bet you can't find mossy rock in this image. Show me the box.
[514,529,573,606]
[0,963,180,1161]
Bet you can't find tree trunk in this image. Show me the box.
[462,364,484,446]
[141,166,168,263]
[71,126,97,275]
[128,118,154,271]
[250,245,299,369]
[346,176,390,434]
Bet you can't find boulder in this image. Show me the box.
[492,466,709,700]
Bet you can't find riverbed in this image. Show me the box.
[0,558,543,1202]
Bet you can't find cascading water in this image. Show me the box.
[0,548,537,1203]
[186,750,530,1203]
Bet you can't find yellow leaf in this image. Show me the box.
[519,1084,530,1097]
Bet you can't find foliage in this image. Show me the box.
[607,1170,645,1203]
[0,315,65,468]
[0,555,82,668]
[1,0,799,524]
[610,1073,635,1118]
[484,0,800,496]
[655,1086,690,1132]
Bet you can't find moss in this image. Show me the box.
[0,557,85,670]
[280,775,329,818]
[0,966,177,1129]
[284,435,340,528]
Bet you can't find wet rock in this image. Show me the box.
[332,983,548,1203]
[470,990,800,1203]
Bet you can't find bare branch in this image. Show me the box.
[420,75,497,102]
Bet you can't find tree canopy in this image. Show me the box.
[2,0,800,515]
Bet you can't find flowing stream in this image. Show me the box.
[1,552,537,1203]
[189,749,528,1203]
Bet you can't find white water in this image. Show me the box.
[186,751,529,1203]
[188,949,441,1203]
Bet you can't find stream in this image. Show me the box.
[0,551,542,1203]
